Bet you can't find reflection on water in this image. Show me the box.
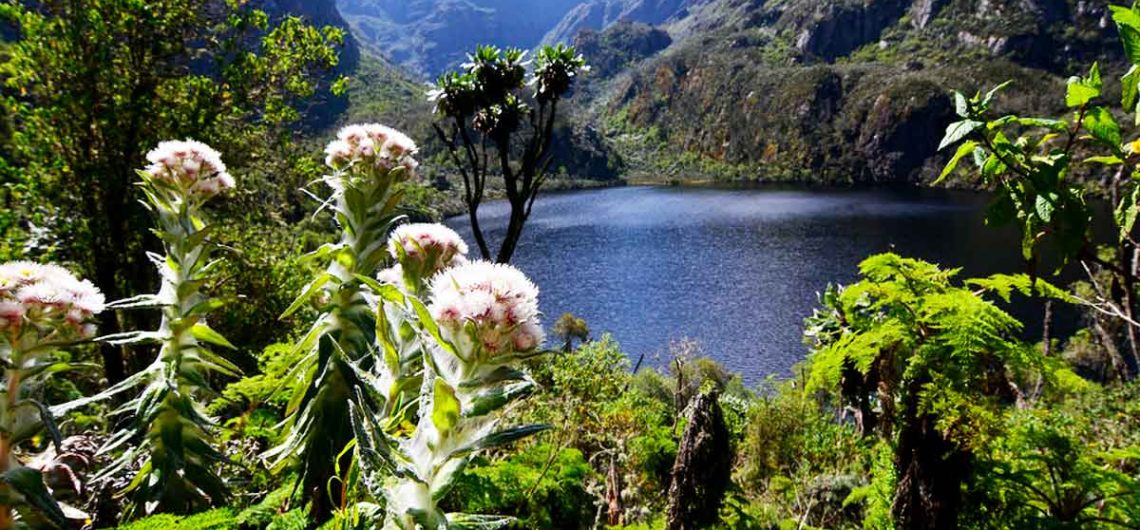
[447,185,1059,383]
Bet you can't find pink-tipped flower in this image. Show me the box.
[428,261,544,358]
[325,123,419,176]
[0,261,104,338]
[388,223,468,272]
[144,139,235,197]
[0,302,24,333]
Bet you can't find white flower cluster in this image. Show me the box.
[388,223,468,269]
[0,261,105,338]
[428,261,544,356]
[144,140,235,196]
[325,123,419,175]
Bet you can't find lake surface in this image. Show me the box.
[446,185,1052,383]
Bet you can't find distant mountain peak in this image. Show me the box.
[337,0,699,77]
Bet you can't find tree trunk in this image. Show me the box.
[93,247,126,384]
[495,197,528,264]
[666,390,732,530]
[891,380,968,530]
[605,455,623,526]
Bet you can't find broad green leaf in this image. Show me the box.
[1113,6,1140,63]
[1111,4,1140,31]
[1085,155,1124,165]
[936,140,978,184]
[982,81,1013,107]
[1065,64,1101,108]
[1015,117,1067,131]
[1124,64,1140,111]
[1035,194,1055,223]
[431,458,469,501]
[954,91,969,117]
[464,381,535,417]
[454,424,551,456]
[432,380,461,437]
[1082,106,1122,152]
[280,272,334,319]
[938,120,984,151]
[1116,187,1140,241]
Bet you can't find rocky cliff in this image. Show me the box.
[583,0,1122,183]
[334,0,1125,184]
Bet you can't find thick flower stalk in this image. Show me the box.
[0,262,104,528]
[90,140,239,515]
[267,124,420,521]
[371,223,471,414]
[351,261,549,530]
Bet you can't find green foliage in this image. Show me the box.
[63,151,244,517]
[512,336,684,525]
[264,135,415,521]
[210,343,303,415]
[805,253,1070,527]
[0,0,346,383]
[938,2,1140,382]
[114,508,237,530]
[443,444,596,529]
[726,378,868,529]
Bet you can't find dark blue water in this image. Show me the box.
[447,186,1049,383]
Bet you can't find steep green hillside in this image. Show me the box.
[582,0,1123,183]
[332,0,1122,184]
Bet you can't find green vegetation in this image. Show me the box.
[1,1,1140,529]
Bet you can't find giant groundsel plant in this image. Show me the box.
[351,260,549,529]
[265,124,422,521]
[71,140,240,515]
[0,261,104,528]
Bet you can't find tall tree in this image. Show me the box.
[430,44,587,263]
[0,0,346,383]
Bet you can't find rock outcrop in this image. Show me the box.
[783,0,912,61]
[574,22,672,78]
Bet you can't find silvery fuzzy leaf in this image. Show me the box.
[447,513,515,530]
[462,380,535,418]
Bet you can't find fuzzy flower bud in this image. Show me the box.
[144,140,235,198]
[0,261,105,338]
[325,123,419,178]
[428,261,543,358]
[388,223,468,271]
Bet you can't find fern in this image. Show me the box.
[803,253,1059,527]
[114,508,237,530]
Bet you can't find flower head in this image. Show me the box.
[388,223,468,270]
[143,140,235,198]
[325,123,419,177]
[428,261,543,358]
[0,261,105,338]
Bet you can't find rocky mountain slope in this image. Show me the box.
[326,0,1126,184]
[578,0,1123,183]
[336,0,703,76]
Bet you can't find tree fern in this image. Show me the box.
[803,253,1076,528]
